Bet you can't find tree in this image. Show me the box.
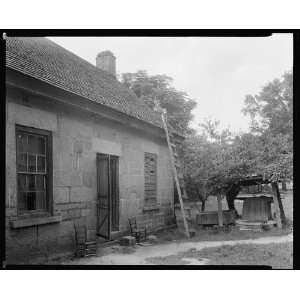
[242,70,293,181]
[183,119,254,211]
[121,70,197,135]
[182,70,293,212]
[243,71,292,138]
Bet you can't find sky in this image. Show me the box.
[49,34,292,134]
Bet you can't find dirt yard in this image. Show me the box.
[146,242,293,268]
[60,229,293,268]
[57,190,293,268]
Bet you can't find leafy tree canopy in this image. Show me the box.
[242,70,293,181]
[183,70,293,204]
[242,70,293,138]
[121,70,197,135]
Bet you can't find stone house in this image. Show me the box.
[5,37,176,263]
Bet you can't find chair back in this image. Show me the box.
[74,219,87,244]
[128,217,138,233]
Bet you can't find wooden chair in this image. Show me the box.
[73,220,97,257]
[128,217,147,243]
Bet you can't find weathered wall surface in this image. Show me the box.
[6,84,174,264]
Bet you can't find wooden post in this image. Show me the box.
[271,182,282,229]
[276,183,286,225]
[217,194,223,227]
[160,111,190,238]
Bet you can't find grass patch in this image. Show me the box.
[147,242,293,268]
[190,242,293,268]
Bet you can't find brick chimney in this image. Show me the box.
[96,50,116,78]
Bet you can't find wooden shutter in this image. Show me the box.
[144,153,157,205]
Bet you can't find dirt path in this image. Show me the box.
[64,233,293,265]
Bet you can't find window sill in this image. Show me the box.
[10,215,62,229]
[143,205,159,212]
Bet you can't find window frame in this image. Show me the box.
[15,124,53,217]
[144,152,158,207]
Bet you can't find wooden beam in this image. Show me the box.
[160,111,190,238]
[276,183,286,225]
[271,182,282,229]
[217,194,223,227]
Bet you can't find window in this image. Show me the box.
[144,152,157,205]
[16,125,52,215]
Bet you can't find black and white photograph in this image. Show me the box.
[2,32,294,268]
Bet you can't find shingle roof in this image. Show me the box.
[6,37,163,129]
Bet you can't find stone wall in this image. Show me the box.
[5,84,174,263]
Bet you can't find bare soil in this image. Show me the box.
[59,190,293,266]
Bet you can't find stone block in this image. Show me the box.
[68,209,81,219]
[81,208,90,217]
[54,187,69,204]
[57,202,87,211]
[70,187,94,203]
[61,210,70,221]
[7,226,36,246]
[70,172,83,186]
[54,170,82,187]
[73,140,84,154]
[83,171,96,188]
[120,236,136,246]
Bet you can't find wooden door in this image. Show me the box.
[97,154,110,239]
[96,153,119,239]
[110,156,119,231]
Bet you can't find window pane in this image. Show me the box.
[36,191,46,210]
[36,175,45,190]
[37,155,46,172]
[28,154,36,172]
[17,153,27,172]
[18,175,27,191]
[37,136,46,154]
[16,132,27,153]
[27,192,36,210]
[28,135,46,155]
[27,174,36,191]
[18,192,27,211]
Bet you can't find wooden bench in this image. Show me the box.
[128,217,148,243]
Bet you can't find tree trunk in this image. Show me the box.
[196,188,206,212]
[226,184,240,218]
[201,200,206,212]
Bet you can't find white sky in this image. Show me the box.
[49,34,292,134]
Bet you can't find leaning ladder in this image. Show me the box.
[158,108,190,238]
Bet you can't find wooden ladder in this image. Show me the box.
[155,103,190,238]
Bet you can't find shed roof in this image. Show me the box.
[6,37,163,129]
